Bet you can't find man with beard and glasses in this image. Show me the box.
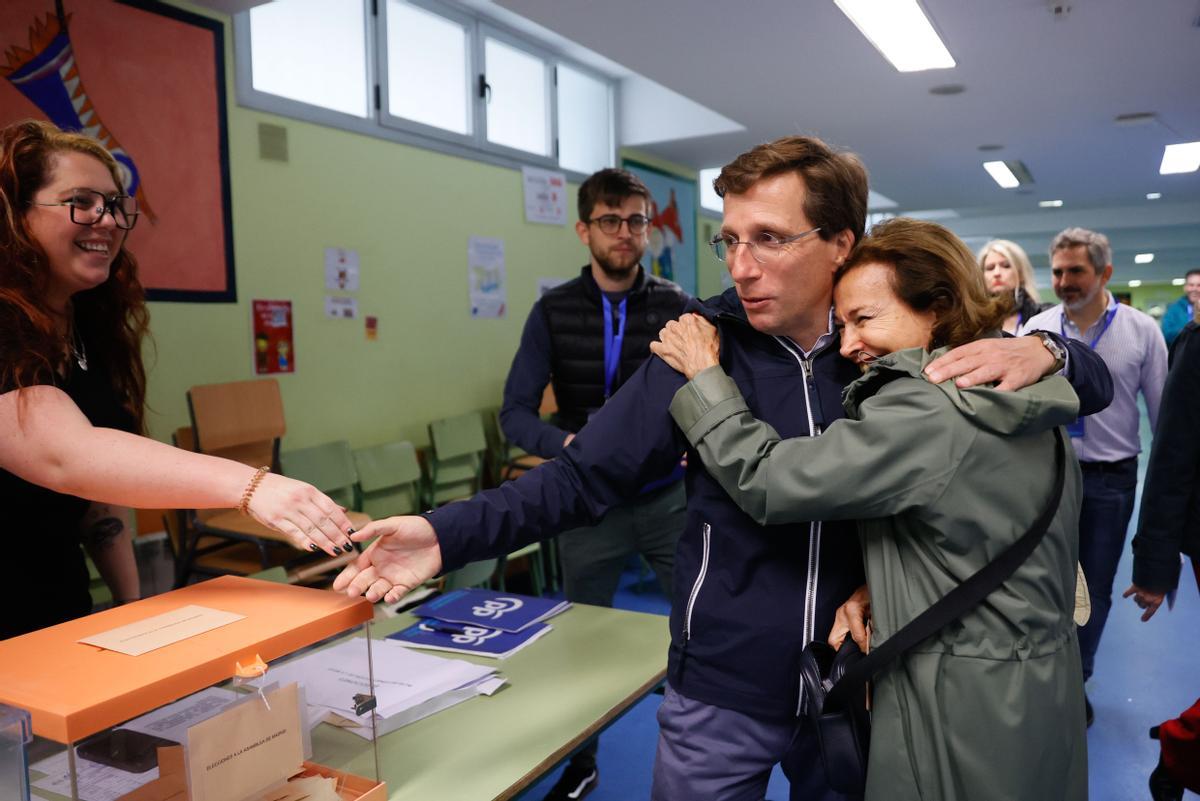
[1021,226,1167,727]
[498,167,690,801]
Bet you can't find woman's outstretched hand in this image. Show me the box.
[651,314,720,380]
[245,473,356,556]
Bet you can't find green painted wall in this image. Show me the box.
[144,4,586,449]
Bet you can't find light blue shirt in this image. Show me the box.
[1022,292,1167,462]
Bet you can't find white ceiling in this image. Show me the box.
[496,0,1200,286]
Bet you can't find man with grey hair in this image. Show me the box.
[1021,226,1167,727]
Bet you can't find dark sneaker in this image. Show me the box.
[1149,758,1184,801]
[542,763,598,801]
[1085,694,1094,728]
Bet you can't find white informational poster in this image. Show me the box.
[324,295,358,319]
[468,236,507,318]
[324,247,360,291]
[521,166,568,225]
[537,277,568,296]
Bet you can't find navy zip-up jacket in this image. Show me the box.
[427,288,1114,720]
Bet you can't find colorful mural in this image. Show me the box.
[622,160,697,296]
[0,0,234,301]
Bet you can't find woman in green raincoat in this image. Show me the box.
[651,217,1087,801]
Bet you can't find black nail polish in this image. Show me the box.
[345,541,354,551]
[308,544,317,552]
[347,527,357,535]
[331,545,342,554]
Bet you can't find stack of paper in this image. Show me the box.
[261,637,504,738]
[389,589,570,659]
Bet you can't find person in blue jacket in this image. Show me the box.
[1161,269,1200,346]
[338,136,1113,801]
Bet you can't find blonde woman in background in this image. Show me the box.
[979,239,1046,333]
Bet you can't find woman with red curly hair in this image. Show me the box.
[0,120,356,638]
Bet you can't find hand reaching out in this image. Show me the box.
[333,515,444,603]
[246,472,356,557]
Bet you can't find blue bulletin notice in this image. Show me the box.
[412,589,571,633]
[388,619,552,659]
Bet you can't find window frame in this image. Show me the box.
[555,60,617,178]
[376,0,476,147]
[233,0,615,181]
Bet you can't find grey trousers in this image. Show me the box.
[557,481,685,607]
[652,684,858,801]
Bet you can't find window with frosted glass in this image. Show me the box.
[386,1,471,135]
[249,0,368,118]
[483,37,548,156]
[557,64,611,175]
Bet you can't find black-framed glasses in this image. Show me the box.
[588,214,650,235]
[31,189,140,230]
[709,226,821,264]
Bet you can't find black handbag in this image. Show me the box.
[797,428,1067,796]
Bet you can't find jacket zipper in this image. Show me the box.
[683,523,712,641]
[775,337,825,715]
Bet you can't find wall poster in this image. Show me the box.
[621,159,697,297]
[1,0,235,301]
[252,300,294,375]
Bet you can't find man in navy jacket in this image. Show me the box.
[339,136,1112,800]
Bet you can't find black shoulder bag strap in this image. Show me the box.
[824,427,1068,710]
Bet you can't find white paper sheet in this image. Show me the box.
[120,687,240,743]
[31,749,159,801]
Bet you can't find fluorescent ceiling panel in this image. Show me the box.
[1134,253,1154,264]
[1160,142,1200,175]
[1128,279,1143,287]
[983,161,1019,189]
[1038,199,1063,208]
[834,0,955,72]
[1174,278,1186,286]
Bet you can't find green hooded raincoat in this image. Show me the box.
[669,346,1088,801]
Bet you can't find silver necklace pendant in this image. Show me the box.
[72,333,88,371]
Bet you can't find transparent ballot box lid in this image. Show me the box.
[0,577,385,801]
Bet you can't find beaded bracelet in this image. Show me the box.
[238,466,271,516]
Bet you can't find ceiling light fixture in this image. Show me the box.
[1174,278,1187,286]
[834,0,956,72]
[984,162,1019,188]
[1038,199,1063,208]
[983,160,1033,189]
[1134,253,1154,264]
[1160,142,1200,175]
[1146,192,1162,200]
[1128,280,1143,288]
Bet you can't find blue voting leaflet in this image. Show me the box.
[387,619,552,659]
[412,589,570,633]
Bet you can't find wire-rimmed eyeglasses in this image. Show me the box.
[588,214,650,235]
[709,226,822,263]
[30,188,140,231]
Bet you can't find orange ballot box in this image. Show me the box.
[0,577,386,801]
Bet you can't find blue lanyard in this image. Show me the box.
[602,296,627,399]
[1061,304,1118,349]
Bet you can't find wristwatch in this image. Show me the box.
[1030,331,1067,373]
